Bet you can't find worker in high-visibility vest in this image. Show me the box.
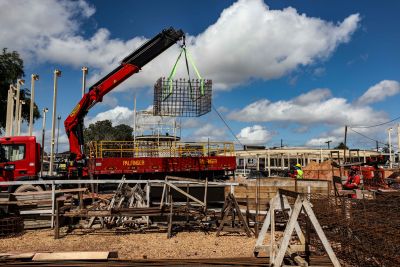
[293,163,304,179]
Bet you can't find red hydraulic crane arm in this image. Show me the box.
[64,28,184,160]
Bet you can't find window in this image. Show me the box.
[3,144,25,161]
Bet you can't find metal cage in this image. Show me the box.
[153,77,212,117]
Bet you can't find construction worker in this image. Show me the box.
[293,163,303,179]
[343,166,361,190]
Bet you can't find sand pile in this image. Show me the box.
[303,160,341,180]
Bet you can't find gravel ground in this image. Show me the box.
[0,230,258,259]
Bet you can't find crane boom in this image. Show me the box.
[64,28,184,160]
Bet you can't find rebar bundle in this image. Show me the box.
[153,77,212,117]
[308,193,400,266]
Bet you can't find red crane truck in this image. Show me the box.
[0,28,236,192]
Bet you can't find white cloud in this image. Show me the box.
[229,88,388,126]
[236,125,272,145]
[191,0,360,89]
[0,0,95,61]
[0,0,360,91]
[357,80,400,105]
[189,123,227,142]
[305,136,341,147]
[313,67,326,77]
[85,106,133,126]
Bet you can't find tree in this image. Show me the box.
[0,48,40,133]
[335,142,348,150]
[83,120,133,142]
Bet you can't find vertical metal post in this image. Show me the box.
[14,79,24,135]
[49,69,61,176]
[29,74,39,136]
[388,127,393,168]
[81,66,88,97]
[344,125,348,163]
[267,150,271,177]
[397,124,400,164]
[51,181,55,228]
[256,154,259,171]
[203,178,208,212]
[146,181,150,227]
[243,156,246,177]
[41,108,48,177]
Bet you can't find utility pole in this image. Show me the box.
[81,66,88,97]
[325,140,332,149]
[344,125,348,163]
[14,79,24,135]
[49,69,61,176]
[41,108,49,177]
[376,141,379,152]
[29,74,39,136]
[56,115,61,155]
[280,139,283,148]
[388,127,393,169]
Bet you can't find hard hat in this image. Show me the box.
[295,163,301,168]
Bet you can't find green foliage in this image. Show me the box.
[83,120,133,142]
[0,48,40,132]
[335,142,349,150]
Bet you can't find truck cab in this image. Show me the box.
[0,136,41,184]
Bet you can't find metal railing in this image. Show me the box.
[88,141,235,158]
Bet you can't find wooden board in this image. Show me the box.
[32,251,109,261]
[0,252,35,260]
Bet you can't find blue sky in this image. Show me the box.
[1,0,400,152]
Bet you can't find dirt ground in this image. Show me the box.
[0,229,257,259]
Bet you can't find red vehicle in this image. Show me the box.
[1,28,236,191]
[0,136,42,191]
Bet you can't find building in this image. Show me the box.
[234,147,384,177]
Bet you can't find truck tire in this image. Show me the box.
[14,184,44,193]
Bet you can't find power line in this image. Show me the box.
[212,105,243,146]
[348,128,387,146]
[349,115,400,129]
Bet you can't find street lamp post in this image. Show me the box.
[29,74,39,136]
[17,100,26,136]
[14,79,24,135]
[49,69,61,176]
[81,66,88,97]
[56,115,61,155]
[5,85,16,136]
[41,108,49,177]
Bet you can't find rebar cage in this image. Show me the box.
[153,77,212,117]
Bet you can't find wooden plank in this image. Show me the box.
[32,251,109,261]
[0,252,35,259]
[273,196,303,266]
[165,181,205,207]
[302,200,341,267]
[12,188,87,196]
